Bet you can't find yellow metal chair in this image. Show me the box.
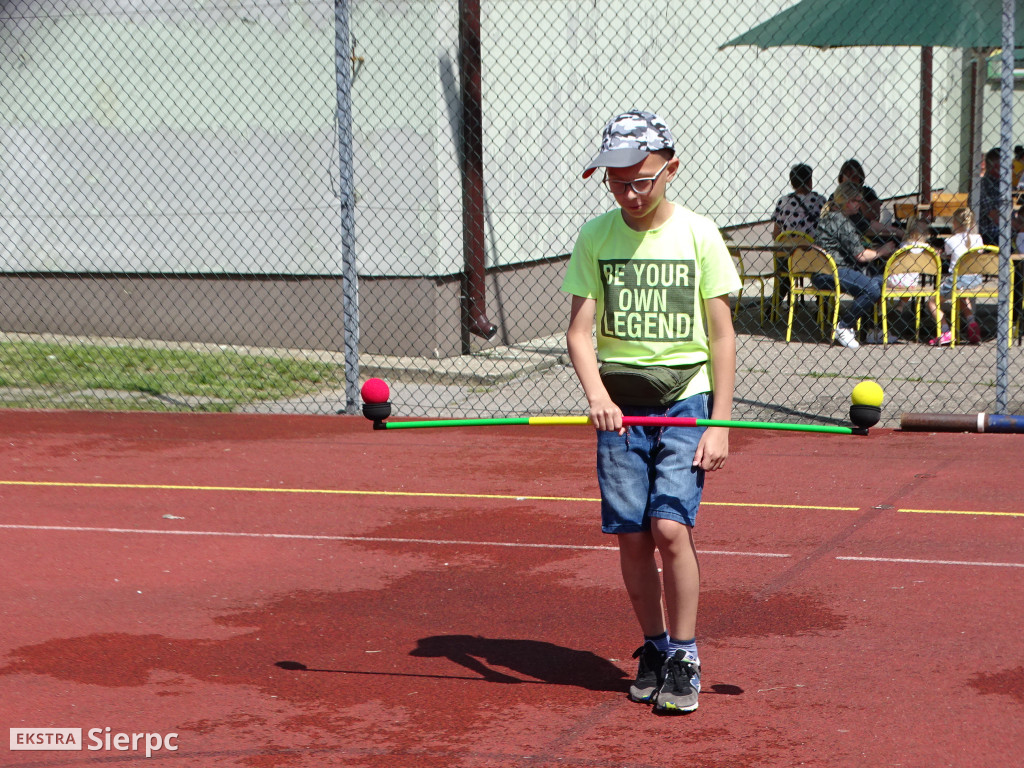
[874,243,942,345]
[786,245,841,343]
[731,248,773,322]
[772,230,815,321]
[950,245,1013,347]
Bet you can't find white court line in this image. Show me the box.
[0,524,790,558]
[6,525,1019,568]
[837,555,1024,569]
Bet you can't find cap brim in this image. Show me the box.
[581,148,651,179]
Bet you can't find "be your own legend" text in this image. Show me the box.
[600,259,696,341]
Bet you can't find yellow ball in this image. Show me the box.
[851,380,884,407]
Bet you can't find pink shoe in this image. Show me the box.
[966,320,982,344]
[929,330,953,347]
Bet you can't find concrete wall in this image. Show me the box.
[0,255,570,357]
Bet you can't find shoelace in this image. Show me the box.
[665,656,699,686]
[633,644,661,672]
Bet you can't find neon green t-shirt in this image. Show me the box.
[561,204,740,398]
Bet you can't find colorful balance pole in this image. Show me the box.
[377,415,855,435]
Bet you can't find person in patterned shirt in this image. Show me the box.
[771,164,825,238]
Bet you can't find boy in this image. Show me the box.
[561,110,740,714]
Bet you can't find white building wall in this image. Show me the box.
[0,0,1017,277]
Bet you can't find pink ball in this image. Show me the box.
[360,378,390,404]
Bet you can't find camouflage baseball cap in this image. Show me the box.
[582,110,675,179]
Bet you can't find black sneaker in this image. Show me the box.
[628,642,665,703]
[653,650,701,713]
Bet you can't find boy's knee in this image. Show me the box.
[617,530,655,559]
[650,517,694,550]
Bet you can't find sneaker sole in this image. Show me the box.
[653,681,700,713]
[629,689,656,703]
[653,698,698,714]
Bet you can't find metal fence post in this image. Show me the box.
[336,0,361,414]
[996,0,1015,414]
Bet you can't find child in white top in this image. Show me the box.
[887,217,931,293]
[927,208,984,346]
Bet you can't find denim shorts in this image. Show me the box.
[596,392,711,534]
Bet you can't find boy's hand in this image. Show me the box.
[588,396,625,435]
[693,426,728,471]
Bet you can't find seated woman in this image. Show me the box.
[771,163,825,238]
[812,181,897,349]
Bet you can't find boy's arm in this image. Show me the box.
[566,294,623,433]
[693,294,735,471]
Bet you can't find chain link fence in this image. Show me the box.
[1,0,1021,423]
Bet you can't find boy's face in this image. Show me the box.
[605,153,679,229]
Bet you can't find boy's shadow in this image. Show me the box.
[276,635,744,696]
[409,634,629,693]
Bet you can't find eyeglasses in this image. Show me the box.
[603,161,670,196]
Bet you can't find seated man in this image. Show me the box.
[812,182,897,349]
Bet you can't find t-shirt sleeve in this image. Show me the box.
[560,227,601,300]
[694,219,741,299]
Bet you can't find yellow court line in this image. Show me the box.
[0,480,1016,516]
[902,508,1024,518]
[702,501,858,511]
[0,480,594,503]
[0,479,854,511]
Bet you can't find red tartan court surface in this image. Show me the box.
[0,410,1021,767]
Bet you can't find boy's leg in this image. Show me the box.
[598,424,670,702]
[651,518,700,641]
[645,396,707,713]
[650,518,702,713]
[617,531,668,703]
[600,430,664,636]
[617,531,665,636]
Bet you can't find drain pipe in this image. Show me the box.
[458,0,497,347]
[919,46,932,205]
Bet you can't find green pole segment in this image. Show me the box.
[694,419,852,434]
[383,417,532,429]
